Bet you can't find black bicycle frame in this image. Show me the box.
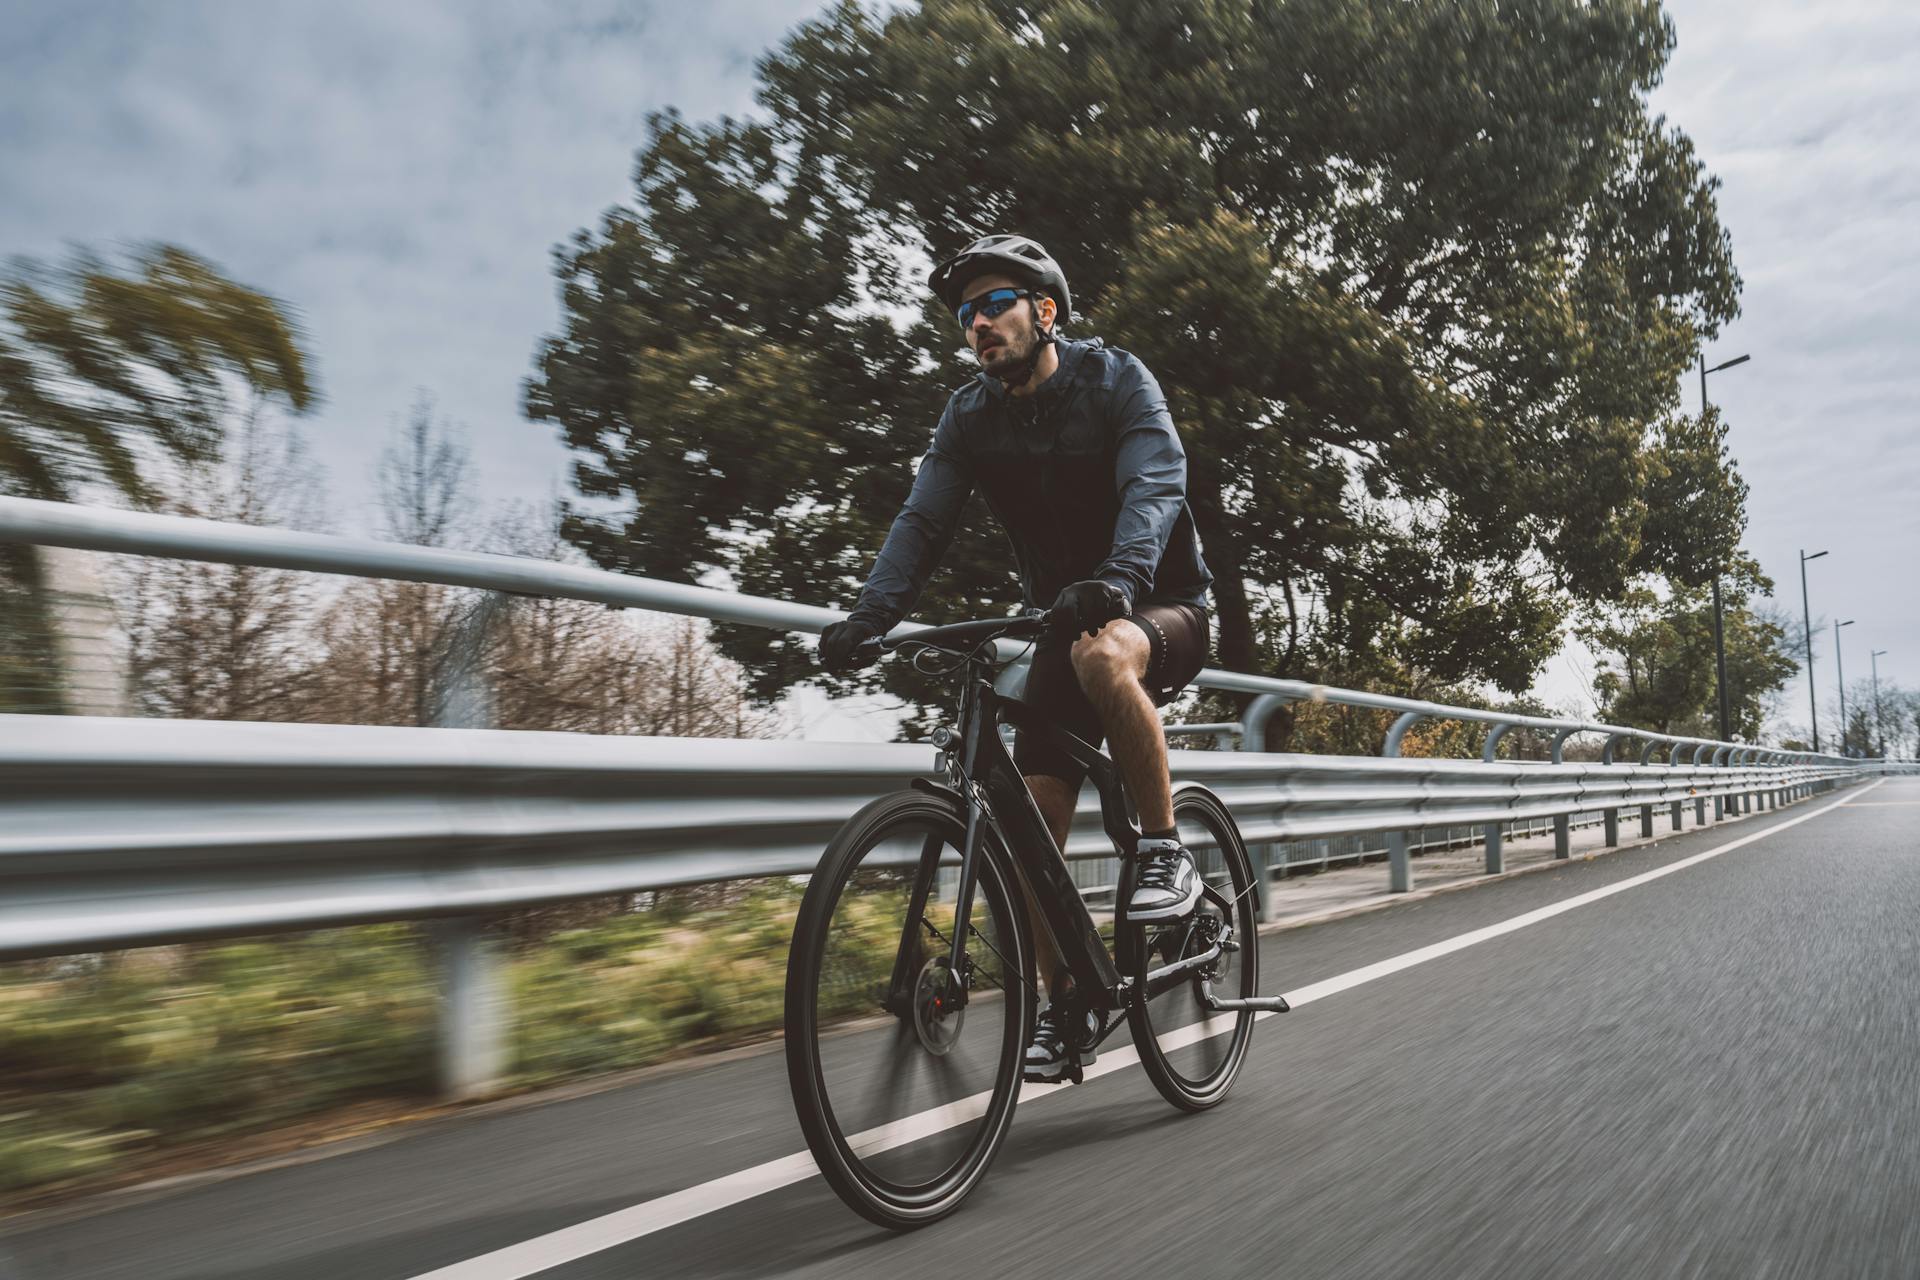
[929,666,1147,1012]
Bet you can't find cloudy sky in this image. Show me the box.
[4,1,1915,740]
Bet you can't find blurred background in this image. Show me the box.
[3,0,1917,1213]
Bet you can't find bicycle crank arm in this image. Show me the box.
[1141,938,1224,995]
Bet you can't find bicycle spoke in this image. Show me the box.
[794,797,1027,1214]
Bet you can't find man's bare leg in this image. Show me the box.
[1018,619,1168,1005]
[1023,773,1079,1001]
[1071,620,1172,833]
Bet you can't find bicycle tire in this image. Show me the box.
[1121,784,1260,1112]
[785,789,1034,1229]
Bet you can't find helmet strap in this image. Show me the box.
[988,300,1059,390]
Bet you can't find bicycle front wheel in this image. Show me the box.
[1122,785,1260,1112]
[784,789,1033,1229]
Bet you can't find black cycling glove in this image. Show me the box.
[1050,580,1132,638]
[819,617,883,671]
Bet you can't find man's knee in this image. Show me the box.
[1068,620,1146,687]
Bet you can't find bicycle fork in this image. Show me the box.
[887,685,992,1016]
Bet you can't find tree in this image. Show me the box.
[0,244,315,712]
[1842,701,1872,760]
[302,405,783,739]
[527,0,1745,743]
[305,396,478,727]
[486,519,782,737]
[1580,577,1797,739]
[0,244,314,505]
[124,409,327,721]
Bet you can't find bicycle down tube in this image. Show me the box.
[953,675,1130,1007]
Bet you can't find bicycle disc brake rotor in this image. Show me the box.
[911,957,965,1055]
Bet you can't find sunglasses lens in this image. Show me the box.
[958,289,1021,328]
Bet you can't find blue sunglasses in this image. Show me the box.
[956,287,1040,329]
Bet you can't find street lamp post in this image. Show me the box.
[1700,352,1751,742]
[1835,618,1856,755]
[1871,649,1888,757]
[1800,549,1828,751]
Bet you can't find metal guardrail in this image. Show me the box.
[4,496,1910,1093]
[0,713,1883,964]
[0,497,1863,768]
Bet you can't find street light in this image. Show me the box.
[1700,351,1752,742]
[1871,649,1888,757]
[1835,618,1856,755]
[1800,549,1828,751]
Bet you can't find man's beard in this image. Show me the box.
[978,318,1039,376]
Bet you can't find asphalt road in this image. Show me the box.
[6,779,1916,1280]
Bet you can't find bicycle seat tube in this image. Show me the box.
[957,678,1127,1008]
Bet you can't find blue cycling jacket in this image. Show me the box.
[849,337,1212,632]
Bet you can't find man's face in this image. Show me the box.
[960,272,1054,377]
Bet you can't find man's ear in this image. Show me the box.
[1037,295,1057,330]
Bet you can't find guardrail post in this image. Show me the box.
[429,591,510,1100]
[431,915,507,1100]
[1386,831,1413,892]
[1640,805,1653,837]
[1548,729,1574,860]
[1600,734,1624,848]
[1482,722,1512,874]
[1482,721,1512,871]
[1384,711,1423,892]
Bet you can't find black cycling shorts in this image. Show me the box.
[1012,600,1210,789]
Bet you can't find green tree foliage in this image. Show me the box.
[1579,578,1797,738]
[0,244,315,713]
[526,0,1744,737]
[0,244,315,504]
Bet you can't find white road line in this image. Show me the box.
[408,781,1880,1280]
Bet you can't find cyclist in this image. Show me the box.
[818,234,1214,1082]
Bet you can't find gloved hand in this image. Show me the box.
[1050,580,1132,638]
[819,617,883,671]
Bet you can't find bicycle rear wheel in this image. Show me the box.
[785,789,1033,1229]
[1121,785,1260,1111]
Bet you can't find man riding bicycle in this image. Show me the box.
[819,234,1215,1083]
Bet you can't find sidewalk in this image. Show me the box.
[1259,789,1809,930]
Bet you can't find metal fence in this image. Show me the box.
[1,495,1906,1093]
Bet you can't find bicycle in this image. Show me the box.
[784,607,1289,1228]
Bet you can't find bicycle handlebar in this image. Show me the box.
[855,607,1066,663]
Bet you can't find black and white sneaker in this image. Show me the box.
[1023,1003,1099,1083]
[1129,839,1201,921]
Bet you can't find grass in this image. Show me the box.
[0,882,854,1199]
